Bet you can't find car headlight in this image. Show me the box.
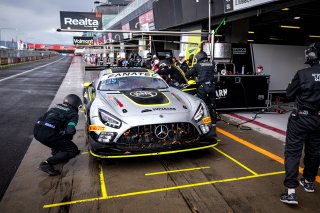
[98,109,122,129]
[194,103,205,122]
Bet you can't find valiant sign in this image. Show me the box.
[60,11,102,30]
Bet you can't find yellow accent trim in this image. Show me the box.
[145,166,210,176]
[122,92,172,107]
[309,35,320,38]
[216,127,320,183]
[181,88,197,92]
[213,147,258,175]
[90,144,218,158]
[280,25,300,29]
[107,171,285,199]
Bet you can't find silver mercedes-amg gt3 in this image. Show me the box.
[83,67,217,158]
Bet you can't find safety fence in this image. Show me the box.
[0,49,59,66]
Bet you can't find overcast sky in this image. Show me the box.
[0,0,95,45]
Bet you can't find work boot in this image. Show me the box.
[300,178,315,193]
[38,161,60,176]
[280,191,298,205]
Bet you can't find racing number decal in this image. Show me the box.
[88,125,107,132]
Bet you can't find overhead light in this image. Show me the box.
[248,31,255,34]
[215,34,222,37]
[280,25,300,29]
[269,37,281,41]
[247,40,254,42]
[294,16,301,20]
[309,35,320,38]
[281,8,289,11]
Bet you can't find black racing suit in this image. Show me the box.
[157,66,186,87]
[34,104,80,165]
[185,60,216,126]
[177,61,189,73]
[284,63,320,188]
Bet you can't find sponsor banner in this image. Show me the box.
[138,10,155,31]
[224,0,278,13]
[122,23,131,39]
[60,11,102,30]
[73,36,94,45]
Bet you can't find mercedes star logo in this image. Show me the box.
[154,125,169,139]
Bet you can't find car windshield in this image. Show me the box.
[99,76,168,91]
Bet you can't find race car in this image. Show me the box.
[83,67,217,158]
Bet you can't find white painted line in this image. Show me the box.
[0,57,64,83]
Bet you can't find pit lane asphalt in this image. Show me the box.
[0,56,72,200]
[1,58,320,212]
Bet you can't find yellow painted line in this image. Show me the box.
[216,127,320,183]
[81,151,89,155]
[44,164,108,208]
[99,164,108,198]
[43,197,106,208]
[212,147,258,175]
[107,171,285,199]
[90,144,217,158]
[145,166,210,176]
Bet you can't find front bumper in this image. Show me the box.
[88,127,217,158]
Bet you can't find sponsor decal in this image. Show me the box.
[60,11,102,30]
[202,117,212,124]
[88,125,107,132]
[312,74,320,81]
[130,91,158,98]
[152,107,176,111]
[233,48,247,55]
[105,72,158,79]
[154,125,169,139]
[225,0,277,13]
[216,89,228,99]
[73,36,94,45]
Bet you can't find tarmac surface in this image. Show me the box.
[0,57,319,212]
[0,56,72,200]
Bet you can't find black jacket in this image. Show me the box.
[286,64,320,110]
[36,104,79,136]
[185,60,215,83]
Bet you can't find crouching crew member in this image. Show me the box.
[34,94,82,176]
[185,51,217,131]
[280,42,320,205]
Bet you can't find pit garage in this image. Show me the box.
[1,0,320,212]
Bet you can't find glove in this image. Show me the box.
[65,125,76,135]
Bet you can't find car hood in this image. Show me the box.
[98,89,193,117]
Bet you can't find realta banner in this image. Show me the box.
[73,37,94,45]
[60,11,102,30]
[224,0,278,12]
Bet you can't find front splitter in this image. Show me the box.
[89,143,218,158]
